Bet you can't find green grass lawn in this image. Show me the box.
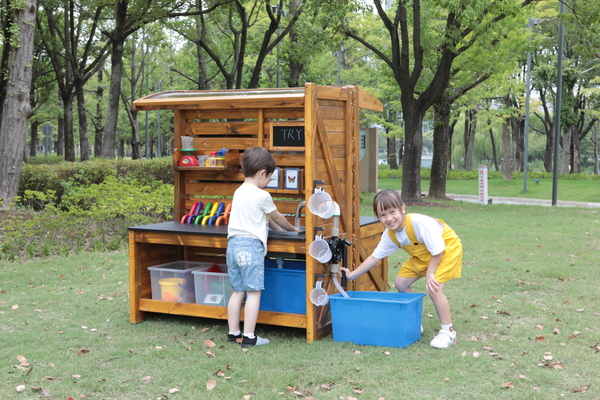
[2,202,600,399]
[379,177,600,203]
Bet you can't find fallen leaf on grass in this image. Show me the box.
[76,349,90,356]
[17,355,27,363]
[141,376,151,381]
[549,362,565,369]
[576,309,584,312]
[205,351,215,357]
[553,327,560,335]
[12,304,18,310]
[353,387,365,394]
[536,336,546,341]
[169,388,180,394]
[500,382,515,389]
[444,377,450,381]
[536,325,543,330]
[204,339,216,348]
[206,378,216,390]
[16,385,26,392]
[473,351,480,358]
[572,385,591,393]
[321,383,334,390]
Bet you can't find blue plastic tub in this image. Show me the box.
[329,291,425,348]
[260,260,306,314]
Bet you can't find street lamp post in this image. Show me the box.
[552,1,565,206]
[523,18,538,194]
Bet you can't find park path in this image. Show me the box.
[438,193,600,208]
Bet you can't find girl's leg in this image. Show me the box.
[428,282,451,325]
[394,276,420,293]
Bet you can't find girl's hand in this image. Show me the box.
[425,273,440,295]
[339,267,353,280]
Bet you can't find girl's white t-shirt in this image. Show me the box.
[371,213,446,259]
[227,183,277,255]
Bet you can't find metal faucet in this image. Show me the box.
[295,201,305,228]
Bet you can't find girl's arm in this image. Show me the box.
[340,255,382,281]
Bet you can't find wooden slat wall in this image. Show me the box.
[174,108,306,223]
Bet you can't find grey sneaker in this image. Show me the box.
[430,329,456,349]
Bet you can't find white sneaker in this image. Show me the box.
[430,329,456,349]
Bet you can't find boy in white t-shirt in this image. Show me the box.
[227,147,301,348]
[340,189,462,349]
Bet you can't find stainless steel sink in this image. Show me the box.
[269,226,306,238]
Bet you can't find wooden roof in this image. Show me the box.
[132,85,383,112]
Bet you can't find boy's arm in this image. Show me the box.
[340,255,381,281]
[268,209,301,232]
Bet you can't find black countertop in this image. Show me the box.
[129,217,379,241]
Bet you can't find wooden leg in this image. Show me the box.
[128,231,145,323]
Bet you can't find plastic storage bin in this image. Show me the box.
[193,264,230,307]
[149,261,210,303]
[260,260,306,314]
[329,291,425,348]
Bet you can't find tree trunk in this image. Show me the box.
[94,85,104,157]
[102,0,128,159]
[571,125,580,174]
[489,127,500,171]
[429,101,452,199]
[401,101,424,202]
[397,138,404,166]
[0,0,36,208]
[57,101,64,157]
[75,84,90,161]
[592,125,599,175]
[501,120,512,180]
[30,120,39,157]
[63,94,76,161]
[386,136,398,169]
[463,109,477,171]
[130,110,142,160]
[560,124,572,174]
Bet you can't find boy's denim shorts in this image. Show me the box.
[226,236,265,292]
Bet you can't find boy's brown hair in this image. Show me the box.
[373,189,405,215]
[241,147,277,177]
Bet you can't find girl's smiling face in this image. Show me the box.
[376,204,406,232]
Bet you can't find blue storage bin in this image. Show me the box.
[260,261,306,314]
[329,291,425,348]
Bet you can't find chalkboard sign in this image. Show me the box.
[270,122,305,150]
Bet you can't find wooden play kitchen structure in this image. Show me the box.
[129,83,388,342]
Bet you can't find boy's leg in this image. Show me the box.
[227,291,246,343]
[241,291,270,347]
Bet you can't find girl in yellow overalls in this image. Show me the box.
[340,189,462,349]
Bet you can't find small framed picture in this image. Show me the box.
[285,168,301,191]
[266,167,280,189]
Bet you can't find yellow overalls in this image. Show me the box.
[388,213,462,283]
